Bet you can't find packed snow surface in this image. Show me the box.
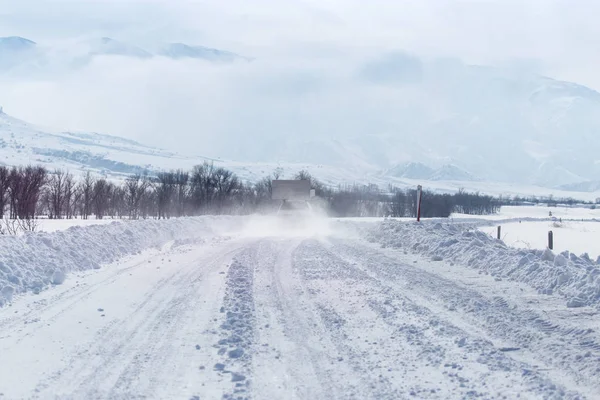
[1,214,600,399]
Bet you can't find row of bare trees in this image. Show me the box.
[321,182,500,218]
[0,166,47,220]
[0,163,273,222]
[0,164,501,224]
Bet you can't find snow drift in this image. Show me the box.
[0,217,240,306]
[367,220,600,309]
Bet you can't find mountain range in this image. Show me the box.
[209,55,600,191]
[2,38,600,195]
[1,107,599,203]
[0,108,354,185]
[0,36,248,73]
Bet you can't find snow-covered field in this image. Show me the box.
[468,205,600,259]
[458,205,600,221]
[1,213,600,399]
[480,220,600,259]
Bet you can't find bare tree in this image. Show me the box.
[213,167,239,213]
[0,166,9,219]
[8,166,47,219]
[68,182,82,219]
[253,176,274,209]
[154,172,176,219]
[93,178,112,219]
[79,171,95,219]
[47,169,72,219]
[124,174,150,219]
[139,185,156,219]
[294,169,326,196]
[109,185,126,219]
[174,170,189,217]
[190,162,216,213]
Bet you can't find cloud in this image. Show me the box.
[360,52,423,85]
[1,0,600,161]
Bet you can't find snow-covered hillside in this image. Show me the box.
[197,56,600,190]
[3,109,600,202]
[0,109,208,178]
[370,64,600,188]
[0,109,375,185]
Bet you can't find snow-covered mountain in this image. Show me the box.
[0,109,217,177]
[384,162,476,181]
[0,37,39,71]
[0,36,246,71]
[3,41,600,193]
[0,109,363,185]
[385,162,434,180]
[205,56,600,190]
[0,36,36,53]
[87,37,153,59]
[157,43,248,62]
[2,108,599,202]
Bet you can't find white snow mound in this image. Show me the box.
[0,217,240,306]
[367,220,600,309]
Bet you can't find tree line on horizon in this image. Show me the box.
[0,163,509,232]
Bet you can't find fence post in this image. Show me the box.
[416,185,422,222]
[548,230,554,250]
[497,226,501,240]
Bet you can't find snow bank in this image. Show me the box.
[36,218,119,233]
[367,220,600,309]
[0,217,240,306]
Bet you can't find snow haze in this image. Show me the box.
[2,1,600,189]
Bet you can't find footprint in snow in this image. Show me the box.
[214,363,225,371]
[228,348,244,358]
[231,373,246,382]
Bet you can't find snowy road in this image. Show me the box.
[1,223,600,399]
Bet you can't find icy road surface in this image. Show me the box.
[1,219,599,399]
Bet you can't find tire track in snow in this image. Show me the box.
[325,238,596,399]
[30,241,245,400]
[211,247,256,400]
[251,239,372,400]
[294,239,466,399]
[291,240,404,399]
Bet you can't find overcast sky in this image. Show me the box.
[1,0,599,155]
[2,0,598,79]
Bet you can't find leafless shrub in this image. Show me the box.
[0,217,39,235]
[0,218,20,235]
[17,218,39,232]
